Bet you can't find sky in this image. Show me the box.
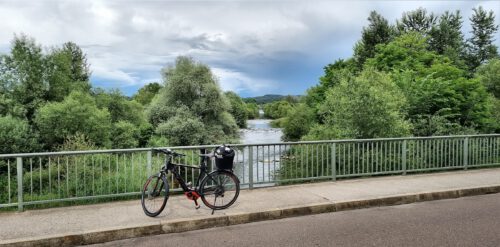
[0,1,499,97]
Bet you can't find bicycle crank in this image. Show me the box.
[184,191,201,209]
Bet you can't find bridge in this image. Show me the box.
[0,134,499,245]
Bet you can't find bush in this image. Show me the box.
[0,115,39,154]
[35,91,112,149]
[111,121,139,149]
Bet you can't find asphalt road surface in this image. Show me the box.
[90,193,500,247]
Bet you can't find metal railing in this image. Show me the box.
[1,134,499,211]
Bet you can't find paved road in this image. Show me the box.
[90,193,500,247]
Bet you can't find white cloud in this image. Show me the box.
[212,67,278,94]
[0,1,498,96]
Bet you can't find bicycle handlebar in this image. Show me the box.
[154,148,186,157]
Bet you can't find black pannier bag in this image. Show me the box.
[214,145,235,170]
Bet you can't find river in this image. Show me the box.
[240,119,283,144]
[235,118,284,187]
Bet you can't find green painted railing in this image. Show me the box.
[1,134,499,211]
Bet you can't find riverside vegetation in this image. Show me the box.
[276,7,500,181]
[1,6,500,206]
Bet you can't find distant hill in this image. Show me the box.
[243,94,301,104]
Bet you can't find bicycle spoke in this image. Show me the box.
[200,171,239,210]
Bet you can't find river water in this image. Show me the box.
[234,119,284,187]
[240,119,283,144]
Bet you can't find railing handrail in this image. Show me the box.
[1,134,499,158]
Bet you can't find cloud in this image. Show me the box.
[212,67,278,94]
[0,0,499,97]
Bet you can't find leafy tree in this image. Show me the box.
[111,121,139,149]
[225,91,248,128]
[283,95,299,104]
[133,82,162,105]
[263,100,293,119]
[2,35,46,122]
[476,59,500,98]
[154,105,205,146]
[491,98,500,132]
[428,10,466,67]
[243,98,257,104]
[304,69,411,140]
[0,93,25,118]
[466,6,499,73]
[282,103,315,141]
[93,89,146,126]
[34,91,112,149]
[411,110,477,136]
[44,43,91,102]
[370,33,494,133]
[305,59,354,113]
[136,122,154,147]
[367,32,439,74]
[396,8,437,35]
[147,56,238,146]
[0,115,39,154]
[245,102,259,119]
[61,42,91,83]
[354,11,394,67]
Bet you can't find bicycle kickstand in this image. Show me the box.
[194,199,200,210]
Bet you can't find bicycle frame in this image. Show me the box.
[165,159,209,192]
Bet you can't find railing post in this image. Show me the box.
[248,146,254,189]
[463,137,469,170]
[147,150,152,176]
[16,157,23,212]
[402,140,407,175]
[331,143,336,181]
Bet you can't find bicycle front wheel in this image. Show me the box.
[141,174,169,217]
[199,170,240,210]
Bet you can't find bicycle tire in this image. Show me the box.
[141,174,169,217]
[199,170,240,210]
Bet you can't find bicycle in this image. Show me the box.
[141,147,240,217]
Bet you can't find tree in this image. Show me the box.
[354,11,394,67]
[282,103,315,141]
[245,102,259,119]
[225,91,248,128]
[111,121,139,149]
[304,69,411,140]
[35,91,112,149]
[369,32,494,133]
[44,43,91,102]
[466,6,499,73]
[263,100,293,119]
[147,56,238,146]
[133,82,162,105]
[396,8,437,35]
[367,32,438,74]
[61,42,91,83]
[476,58,500,98]
[0,116,39,154]
[3,35,46,122]
[154,106,206,146]
[93,88,146,126]
[428,10,465,67]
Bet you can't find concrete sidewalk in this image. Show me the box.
[1,168,500,246]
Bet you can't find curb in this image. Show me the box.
[2,185,500,246]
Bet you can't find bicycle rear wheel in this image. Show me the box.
[141,174,169,217]
[199,170,240,210]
